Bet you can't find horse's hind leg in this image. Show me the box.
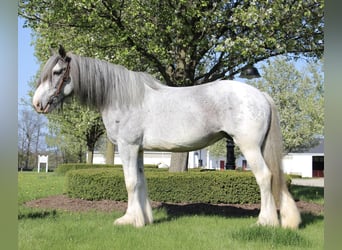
[114,143,153,227]
[238,144,279,227]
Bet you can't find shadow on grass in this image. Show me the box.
[154,202,323,229]
[18,209,58,220]
[300,212,324,229]
[154,202,260,224]
[159,202,259,217]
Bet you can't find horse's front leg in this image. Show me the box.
[114,143,153,227]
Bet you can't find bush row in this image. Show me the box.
[56,163,158,175]
[55,163,119,175]
[66,168,264,204]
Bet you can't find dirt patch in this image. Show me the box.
[24,195,323,216]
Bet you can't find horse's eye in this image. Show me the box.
[53,69,63,75]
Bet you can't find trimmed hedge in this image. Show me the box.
[147,171,261,204]
[55,163,120,175]
[66,168,265,204]
[56,163,158,175]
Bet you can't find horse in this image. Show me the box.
[33,46,301,229]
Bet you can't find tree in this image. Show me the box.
[47,98,106,163]
[251,57,324,153]
[105,137,115,165]
[208,57,324,156]
[45,127,85,164]
[18,109,46,169]
[19,0,324,171]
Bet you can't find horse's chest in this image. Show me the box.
[102,109,144,144]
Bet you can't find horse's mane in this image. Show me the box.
[68,54,163,109]
[38,55,61,86]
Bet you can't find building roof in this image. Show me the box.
[306,138,324,154]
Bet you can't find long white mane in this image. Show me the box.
[68,54,163,109]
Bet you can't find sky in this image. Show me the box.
[18,17,39,109]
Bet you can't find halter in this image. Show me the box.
[47,58,71,106]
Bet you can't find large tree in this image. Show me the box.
[19,0,324,171]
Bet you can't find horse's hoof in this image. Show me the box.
[257,217,280,227]
[114,215,145,228]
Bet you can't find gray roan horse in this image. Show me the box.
[33,46,301,229]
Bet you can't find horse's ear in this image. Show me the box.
[58,45,67,58]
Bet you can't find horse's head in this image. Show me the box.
[33,45,74,113]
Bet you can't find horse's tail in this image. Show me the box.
[261,92,284,207]
[262,92,301,228]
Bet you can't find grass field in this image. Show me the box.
[18,172,324,250]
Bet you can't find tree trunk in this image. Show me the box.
[34,126,40,168]
[86,149,93,164]
[169,152,189,172]
[77,146,83,163]
[105,137,115,164]
[25,138,31,169]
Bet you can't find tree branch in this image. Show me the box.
[101,0,172,84]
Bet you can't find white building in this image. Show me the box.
[91,148,227,169]
[91,138,324,177]
[92,150,172,166]
[282,139,324,178]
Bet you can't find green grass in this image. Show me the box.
[18,172,65,204]
[18,172,324,250]
[290,185,324,205]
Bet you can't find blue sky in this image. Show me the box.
[18,17,39,109]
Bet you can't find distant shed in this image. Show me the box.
[282,139,324,178]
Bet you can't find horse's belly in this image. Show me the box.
[142,129,224,151]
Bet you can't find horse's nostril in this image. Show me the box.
[34,101,43,112]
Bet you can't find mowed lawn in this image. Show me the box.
[18,172,324,250]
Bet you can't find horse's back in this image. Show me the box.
[204,80,271,121]
[142,80,270,150]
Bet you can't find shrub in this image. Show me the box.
[55,163,121,175]
[66,168,127,200]
[66,169,263,204]
[56,163,159,175]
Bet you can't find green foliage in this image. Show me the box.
[66,168,262,204]
[250,57,324,152]
[19,0,323,86]
[66,169,127,201]
[148,171,261,204]
[56,163,159,175]
[46,98,106,163]
[55,163,120,175]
